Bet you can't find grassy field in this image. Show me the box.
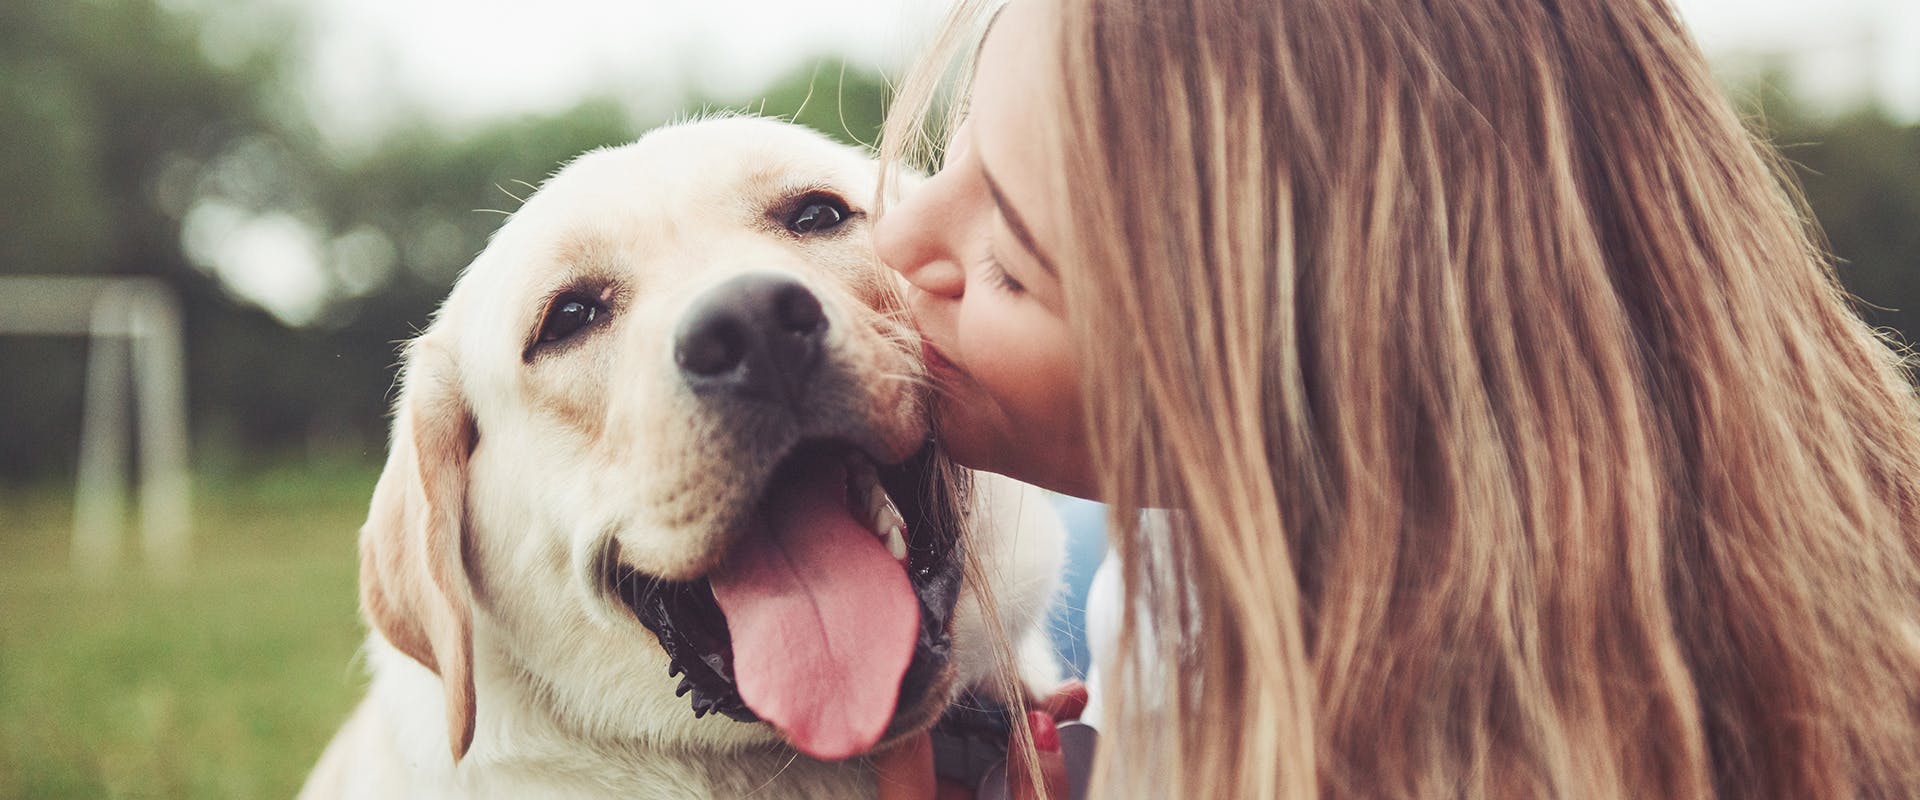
[0,461,378,800]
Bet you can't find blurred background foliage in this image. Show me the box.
[0,1,1914,483]
[0,0,892,482]
[1,0,895,796]
[0,0,1914,796]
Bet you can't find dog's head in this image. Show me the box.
[360,117,978,765]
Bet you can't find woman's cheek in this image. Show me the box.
[962,299,1077,430]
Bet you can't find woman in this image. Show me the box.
[872,0,1920,797]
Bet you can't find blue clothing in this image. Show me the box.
[1045,495,1110,678]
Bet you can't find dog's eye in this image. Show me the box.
[538,295,605,344]
[784,195,850,235]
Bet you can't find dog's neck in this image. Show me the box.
[365,635,879,798]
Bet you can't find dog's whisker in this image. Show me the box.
[644,575,669,607]
[917,377,974,405]
[743,751,804,797]
[317,118,1068,797]
[874,372,973,406]
[905,380,969,406]
[872,373,931,387]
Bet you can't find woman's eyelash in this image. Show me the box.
[983,253,1027,294]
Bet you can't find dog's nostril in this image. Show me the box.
[676,317,747,377]
[674,272,828,404]
[773,283,825,335]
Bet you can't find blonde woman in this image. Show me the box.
[868,0,1920,797]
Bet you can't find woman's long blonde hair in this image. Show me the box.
[882,0,1920,797]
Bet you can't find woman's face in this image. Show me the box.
[874,0,1094,498]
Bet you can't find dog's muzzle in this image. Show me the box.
[611,441,967,760]
[674,272,827,409]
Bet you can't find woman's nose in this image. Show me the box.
[874,175,967,299]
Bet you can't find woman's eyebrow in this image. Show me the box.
[973,5,1008,73]
[981,163,1059,275]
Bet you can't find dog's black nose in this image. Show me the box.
[674,272,828,405]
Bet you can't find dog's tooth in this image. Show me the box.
[874,495,906,541]
[848,458,879,493]
[867,490,892,535]
[885,523,908,562]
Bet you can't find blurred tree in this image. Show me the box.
[1750,94,1920,355]
[749,58,889,150]
[0,0,286,480]
[0,0,630,478]
[0,0,892,482]
[0,0,1902,487]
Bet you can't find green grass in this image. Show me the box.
[0,461,378,800]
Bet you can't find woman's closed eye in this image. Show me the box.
[982,250,1027,295]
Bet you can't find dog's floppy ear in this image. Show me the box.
[359,337,477,763]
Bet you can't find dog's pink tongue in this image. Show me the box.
[708,457,918,762]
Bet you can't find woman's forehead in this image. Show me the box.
[971,0,1052,122]
[968,0,1063,248]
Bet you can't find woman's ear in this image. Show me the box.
[358,338,477,763]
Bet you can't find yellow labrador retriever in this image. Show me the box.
[299,117,1064,799]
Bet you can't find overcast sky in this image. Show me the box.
[264,0,1919,149]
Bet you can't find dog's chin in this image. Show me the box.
[606,437,969,757]
[875,661,958,745]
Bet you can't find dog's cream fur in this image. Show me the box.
[299,117,1065,799]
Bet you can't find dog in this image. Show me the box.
[298,116,1066,799]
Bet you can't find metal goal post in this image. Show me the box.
[0,276,192,583]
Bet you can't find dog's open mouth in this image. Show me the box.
[609,440,965,761]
